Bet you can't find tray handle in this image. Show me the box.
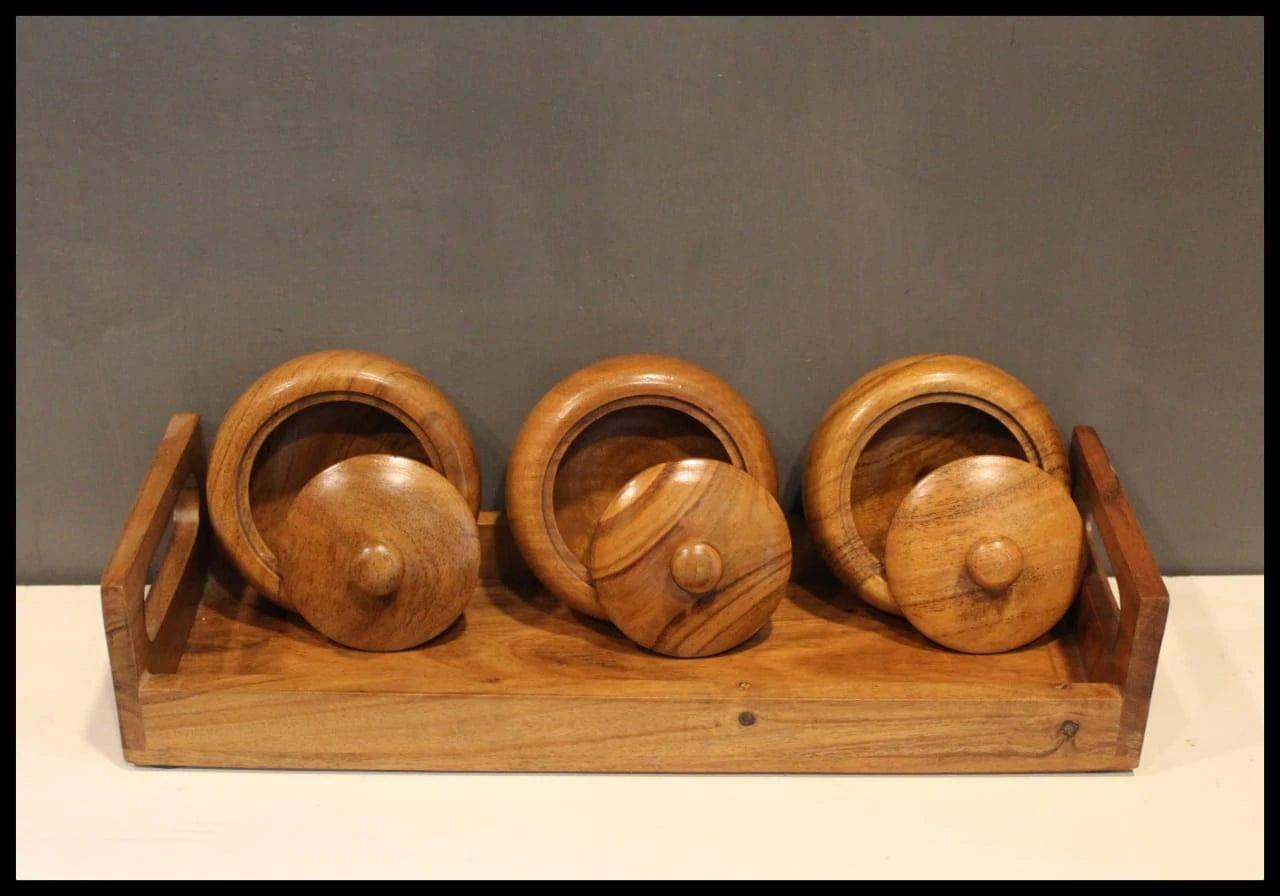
[1069,425,1169,762]
[100,413,208,754]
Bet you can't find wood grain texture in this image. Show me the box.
[277,455,479,651]
[553,406,730,582]
[850,403,1026,582]
[131,568,1124,772]
[1072,545,1122,685]
[885,456,1085,654]
[133,691,1124,774]
[1069,426,1169,765]
[506,355,778,619]
[206,349,480,610]
[100,413,208,754]
[104,416,1167,774]
[804,354,1068,616]
[248,402,430,577]
[590,459,791,657]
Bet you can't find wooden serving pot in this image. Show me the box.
[206,349,482,650]
[505,355,789,656]
[804,354,1074,633]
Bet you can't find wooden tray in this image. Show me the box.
[101,416,1167,773]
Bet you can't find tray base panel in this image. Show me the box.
[130,571,1129,773]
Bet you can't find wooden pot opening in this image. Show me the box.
[551,404,731,568]
[248,401,432,564]
[851,402,1027,566]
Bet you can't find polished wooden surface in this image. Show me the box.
[99,413,208,755]
[506,355,777,619]
[1069,426,1169,765]
[248,402,429,582]
[850,403,1026,588]
[277,455,479,652]
[885,456,1085,654]
[804,354,1068,616]
[104,415,1165,773]
[131,570,1125,772]
[206,349,480,609]
[590,459,792,658]
[554,406,729,585]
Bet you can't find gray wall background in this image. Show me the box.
[17,16,1264,583]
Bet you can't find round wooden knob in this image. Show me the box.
[884,455,1085,654]
[349,542,404,597]
[276,454,479,651]
[206,349,480,611]
[589,458,791,658]
[506,355,778,620]
[965,537,1023,592]
[804,354,1068,617]
[670,542,723,596]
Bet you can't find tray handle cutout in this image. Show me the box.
[1070,425,1169,762]
[100,413,208,754]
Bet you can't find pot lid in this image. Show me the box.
[278,454,479,651]
[589,458,791,658]
[884,455,1084,654]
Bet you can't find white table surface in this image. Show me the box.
[16,576,1263,879]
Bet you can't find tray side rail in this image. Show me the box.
[100,413,208,753]
[1069,425,1169,766]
